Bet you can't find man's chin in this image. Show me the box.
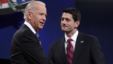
[62,29,68,32]
[39,26,44,29]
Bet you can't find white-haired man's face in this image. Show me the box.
[27,1,47,31]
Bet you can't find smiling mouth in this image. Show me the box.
[62,25,68,27]
[40,22,45,25]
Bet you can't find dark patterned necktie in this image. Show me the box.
[67,38,73,64]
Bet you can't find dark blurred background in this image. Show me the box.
[76,0,113,64]
[0,0,113,64]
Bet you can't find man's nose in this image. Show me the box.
[42,15,46,21]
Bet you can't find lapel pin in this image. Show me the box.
[80,41,84,43]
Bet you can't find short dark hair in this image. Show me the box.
[62,8,81,21]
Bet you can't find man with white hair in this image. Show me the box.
[11,1,47,64]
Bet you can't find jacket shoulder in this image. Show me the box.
[79,33,98,40]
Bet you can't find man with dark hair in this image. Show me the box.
[48,8,106,64]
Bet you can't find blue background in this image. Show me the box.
[0,0,113,64]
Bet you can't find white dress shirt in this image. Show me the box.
[24,21,36,34]
[24,21,42,45]
[65,30,79,53]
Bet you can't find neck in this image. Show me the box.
[27,20,37,32]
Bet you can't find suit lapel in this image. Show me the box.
[73,33,84,64]
[22,24,38,39]
[21,24,42,47]
[60,37,67,64]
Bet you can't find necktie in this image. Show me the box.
[36,33,41,45]
[67,38,73,64]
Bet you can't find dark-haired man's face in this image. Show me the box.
[60,12,79,33]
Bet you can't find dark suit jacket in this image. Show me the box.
[11,24,46,64]
[48,33,106,64]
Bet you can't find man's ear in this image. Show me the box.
[28,11,33,20]
[75,20,80,28]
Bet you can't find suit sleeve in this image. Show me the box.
[90,36,106,64]
[48,43,55,64]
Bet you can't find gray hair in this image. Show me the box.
[24,1,46,20]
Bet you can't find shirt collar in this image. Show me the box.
[65,30,79,42]
[24,21,36,34]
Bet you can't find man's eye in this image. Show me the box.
[39,13,43,15]
[65,18,70,21]
[61,18,70,22]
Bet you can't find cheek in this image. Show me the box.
[60,22,64,27]
[36,22,40,26]
[74,23,79,28]
[34,17,39,25]
[67,23,75,30]
[60,21,63,25]
[73,23,76,27]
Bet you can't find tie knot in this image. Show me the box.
[67,38,73,43]
[36,33,40,38]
